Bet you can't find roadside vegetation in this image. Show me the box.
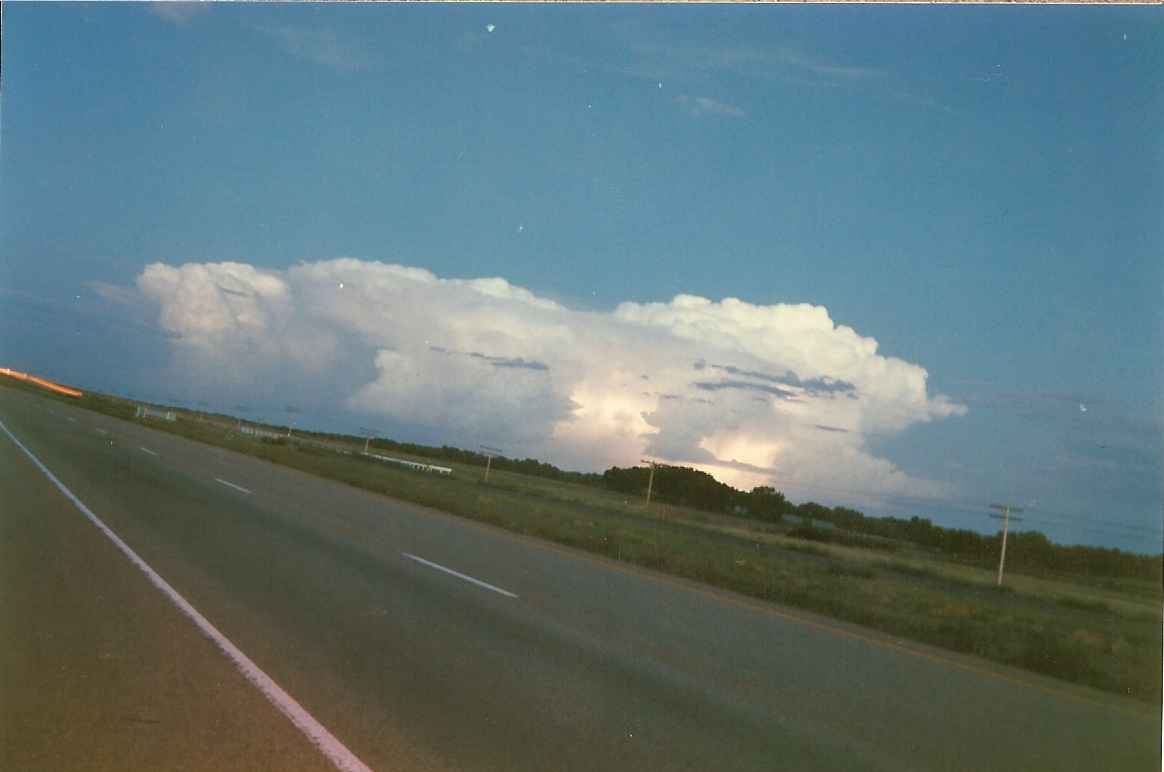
[7,378,1160,706]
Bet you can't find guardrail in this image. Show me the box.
[239,425,284,440]
[365,452,453,476]
[223,419,454,476]
[135,405,177,422]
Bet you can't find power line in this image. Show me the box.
[768,476,1161,540]
[1010,508,1162,536]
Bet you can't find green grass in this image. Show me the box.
[1054,595,1112,614]
[8,379,1161,705]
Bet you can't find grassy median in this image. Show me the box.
[8,380,1161,706]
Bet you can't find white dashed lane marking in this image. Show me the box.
[215,478,253,495]
[402,552,519,599]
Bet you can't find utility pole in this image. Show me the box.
[640,459,659,511]
[359,426,380,455]
[989,503,1024,587]
[481,445,504,482]
[236,404,251,433]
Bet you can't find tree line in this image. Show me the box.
[602,465,1161,583]
[354,436,1161,583]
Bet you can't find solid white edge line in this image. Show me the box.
[402,552,519,599]
[0,418,372,772]
[139,446,159,456]
[215,477,253,495]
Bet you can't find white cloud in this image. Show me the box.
[253,24,373,72]
[137,261,339,383]
[148,2,210,26]
[618,36,887,88]
[134,257,966,505]
[675,95,746,119]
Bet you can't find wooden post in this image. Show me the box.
[646,463,655,508]
[989,503,1024,587]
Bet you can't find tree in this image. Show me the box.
[748,486,788,522]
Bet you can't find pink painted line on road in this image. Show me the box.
[0,418,372,772]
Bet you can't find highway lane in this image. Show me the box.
[0,407,336,771]
[1,386,1158,771]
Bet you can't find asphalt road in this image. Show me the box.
[1,386,1158,771]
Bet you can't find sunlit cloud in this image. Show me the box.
[132,257,966,504]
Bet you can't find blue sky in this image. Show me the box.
[3,4,1161,552]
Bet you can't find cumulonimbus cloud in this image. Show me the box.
[134,257,966,505]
